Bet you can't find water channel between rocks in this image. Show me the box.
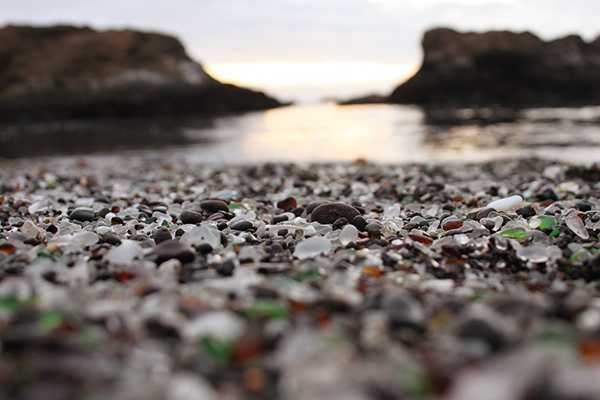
[1,103,600,164]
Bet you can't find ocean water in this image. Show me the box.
[2,103,600,165]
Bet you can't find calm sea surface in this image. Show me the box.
[2,103,600,164]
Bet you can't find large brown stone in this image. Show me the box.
[310,202,360,225]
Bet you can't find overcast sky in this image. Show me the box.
[4,0,600,102]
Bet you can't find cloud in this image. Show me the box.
[3,0,600,67]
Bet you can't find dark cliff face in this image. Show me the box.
[389,27,600,107]
[0,25,282,121]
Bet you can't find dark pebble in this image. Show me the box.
[427,181,445,191]
[69,208,95,222]
[98,207,110,218]
[443,203,456,212]
[195,243,213,255]
[455,317,505,352]
[231,220,253,231]
[270,243,284,253]
[149,239,195,265]
[199,199,229,214]
[179,210,203,224]
[332,217,348,230]
[272,215,289,224]
[145,319,180,339]
[292,207,304,217]
[365,222,383,235]
[217,222,228,231]
[351,215,368,232]
[384,292,425,333]
[537,188,558,202]
[215,259,236,276]
[23,238,41,246]
[103,233,122,246]
[175,228,185,237]
[46,224,58,234]
[153,227,172,244]
[311,202,360,225]
[516,205,536,218]
[277,228,288,237]
[575,202,592,212]
[145,217,158,224]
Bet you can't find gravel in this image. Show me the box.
[1,157,600,400]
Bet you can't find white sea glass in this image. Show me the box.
[338,224,359,245]
[181,225,221,248]
[487,195,523,211]
[105,240,142,264]
[565,214,589,239]
[293,237,332,259]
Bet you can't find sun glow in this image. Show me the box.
[205,62,417,88]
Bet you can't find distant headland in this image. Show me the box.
[0,25,283,122]
[343,27,600,108]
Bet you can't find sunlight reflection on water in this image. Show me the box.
[175,103,600,164]
[2,103,600,164]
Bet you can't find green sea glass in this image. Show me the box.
[501,226,527,239]
[538,215,557,230]
[245,299,287,320]
[201,337,235,365]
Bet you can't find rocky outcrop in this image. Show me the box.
[337,94,387,106]
[0,25,282,121]
[389,28,600,107]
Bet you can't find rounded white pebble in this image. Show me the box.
[487,195,523,211]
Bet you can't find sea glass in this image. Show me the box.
[383,204,401,218]
[293,237,332,260]
[516,244,549,263]
[487,195,523,211]
[338,224,359,246]
[501,226,526,239]
[442,217,463,232]
[105,240,142,264]
[538,215,557,230]
[181,225,221,248]
[565,214,589,239]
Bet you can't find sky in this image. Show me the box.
[4,0,600,103]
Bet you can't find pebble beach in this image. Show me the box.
[2,156,600,400]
